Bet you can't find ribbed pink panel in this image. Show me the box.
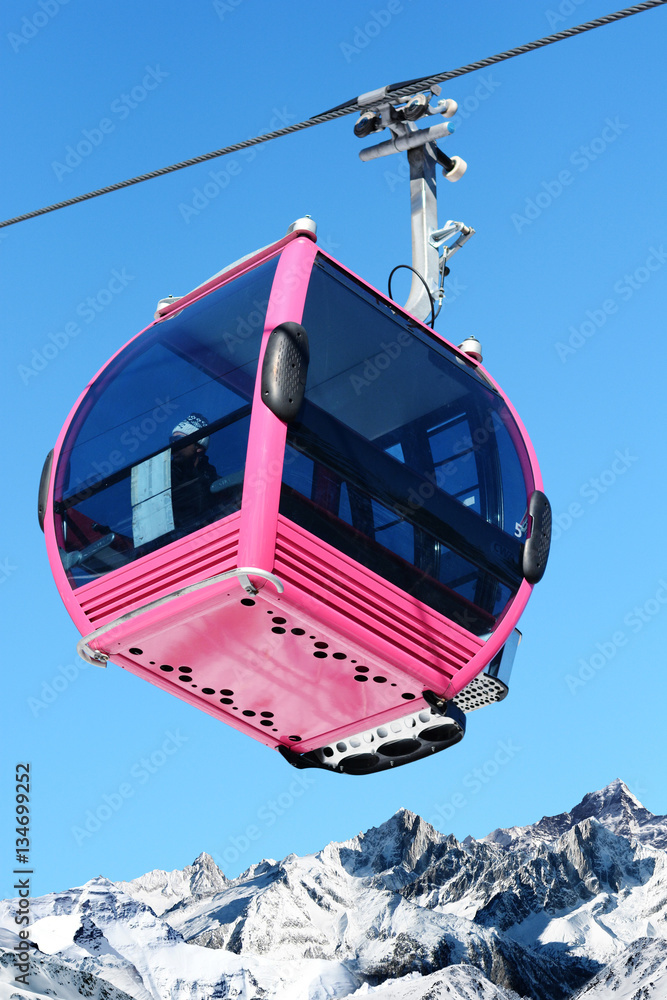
[273,515,484,688]
[76,513,241,628]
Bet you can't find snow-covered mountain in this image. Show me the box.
[2,780,666,1000]
[482,778,667,857]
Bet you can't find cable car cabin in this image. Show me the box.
[40,226,550,774]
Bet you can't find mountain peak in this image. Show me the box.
[113,852,227,916]
[481,779,667,857]
[324,807,448,879]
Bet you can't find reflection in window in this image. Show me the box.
[280,256,529,633]
[54,257,279,587]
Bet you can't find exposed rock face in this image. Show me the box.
[482,779,667,857]
[1,780,665,1000]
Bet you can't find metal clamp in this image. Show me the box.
[354,87,473,323]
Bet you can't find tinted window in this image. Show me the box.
[280,257,529,633]
[54,256,278,587]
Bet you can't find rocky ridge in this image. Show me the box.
[1,780,665,1000]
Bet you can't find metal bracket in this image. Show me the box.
[76,566,285,666]
[354,87,473,323]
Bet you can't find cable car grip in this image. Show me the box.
[354,86,472,323]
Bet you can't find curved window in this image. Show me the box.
[280,256,532,634]
[54,256,279,588]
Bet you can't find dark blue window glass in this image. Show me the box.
[280,256,529,633]
[54,256,279,588]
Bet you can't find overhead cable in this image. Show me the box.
[1,0,665,230]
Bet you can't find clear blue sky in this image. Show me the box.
[2,0,666,898]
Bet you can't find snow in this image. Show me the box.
[1,780,666,1000]
[29,915,82,955]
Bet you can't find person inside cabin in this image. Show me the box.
[170,413,220,530]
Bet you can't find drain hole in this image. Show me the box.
[129,647,143,655]
[373,676,387,683]
[178,675,191,683]
[354,675,368,682]
[220,689,234,695]
[220,698,233,705]
[159,665,174,672]
[355,666,369,673]
[202,688,215,695]
[291,628,305,635]
[242,710,256,717]
[240,598,255,606]
[332,652,346,660]
[401,693,416,700]
[273,617,286,624]
[178,666,192,673]
[314,641,328,649]
[260,720,273,726]
[260,711,274,718]
[313,651,327,658]
[272,627,286,634]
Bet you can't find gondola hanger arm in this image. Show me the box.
[354,88,474,323]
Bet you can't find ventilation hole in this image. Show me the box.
[272,627,286,634]
[291,628,305,635]
[220,698,233,705]
[149,661,155,665]
[355,666,369,673]
[323,747,334,758]
[159,665,174,672]
[309,636,316,639]
[421,724,459,743]
[354,675,368,682]
[233,707,239,710]
[178,666,192,673]
[191,685,197,689]
[373,676,387,683]
[332,652,346,660]
[313,651,327,658]
[419,711,431,723]
[272,728,277,731]
[377,727,388,738]
[289,735,302,742]
[391,683,397,687]
[260,711,274,718]
[351,660,357,664]
[378,739,421,758]
[350,737,361,748]
[129,648,143,655]
[260,720,273,726]
[240,598,255,606]
[401,693,416,700]
[336,742,347,752]
[266,610,274,614]
[178,675,191,683]
[220,689,234,695]
[314,641,328,649]
[341,753,380,774]
[273,617,286,624]
[242,710,256,717]
[202,688,215,695]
